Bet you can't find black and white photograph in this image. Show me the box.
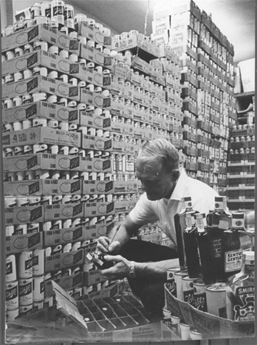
[0,0,255,344]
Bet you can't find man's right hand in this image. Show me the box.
[96,236,121,254]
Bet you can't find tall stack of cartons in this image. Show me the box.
[151,0,237,193]
[111,30,183,245]
[2,4,123,321]
[227,90,255,211]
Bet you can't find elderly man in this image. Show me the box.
[97,138,218,316]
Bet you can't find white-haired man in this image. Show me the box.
[97,138,218,316]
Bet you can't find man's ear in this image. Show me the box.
[171,169,180,180]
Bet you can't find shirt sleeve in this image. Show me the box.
[191,186,219,215]
[128,192,159,226]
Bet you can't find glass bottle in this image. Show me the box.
[174,197,195,271]
[229,250,255,321]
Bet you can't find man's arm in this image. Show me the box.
[101,256,179,280]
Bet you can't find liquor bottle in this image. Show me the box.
[183,213,204,278]
[174,197,196,271]
[197,198,228,284]
[229,251,255,321]
[222,212,245,280]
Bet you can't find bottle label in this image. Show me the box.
[210,238,222,258]
[183,288,194,305]
[224,249,243,272]
[233,286,255,321]
[193,292,207,311]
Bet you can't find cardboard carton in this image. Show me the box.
[6,232,43,254]
[45,249,85,272]
[2,102,79,124]
[5,205,44,224]
[44,203,83,221]
[82,180,113,194]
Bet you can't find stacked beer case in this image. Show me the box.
[111,31,183,245]
[227,91,255,210]
[151,0,237,194]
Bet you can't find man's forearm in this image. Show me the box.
[134,258,179,279]
[108,222,131,248]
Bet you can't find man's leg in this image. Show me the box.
[120,239,178,317]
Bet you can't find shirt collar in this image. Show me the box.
[168,168,188,201]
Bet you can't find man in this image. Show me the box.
[97,138,218,316]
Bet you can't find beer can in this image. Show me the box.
[6,225,15,237]
[6,281,19,310]
[182,276,197,305]
[206,282,233,319]
[33,275,45,302]
[178,322,190,340]
[19,304,33,314]
[18,251,33,279]
[174,271,188,300]
[19,278,33,306]
[6,255,17,282]
[34,300,44,310]
[33,249,45,276]
[6,308,19,321]
[193,278,207,311]
[190,328,202,340]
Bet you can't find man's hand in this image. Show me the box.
[96,236,121,255]
[101,254,134,280]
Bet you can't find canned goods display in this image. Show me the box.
[206,282,233,319]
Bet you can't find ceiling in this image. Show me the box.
[70,0,255,62]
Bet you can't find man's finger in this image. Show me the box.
[103,254,122,262]
[96,243,109,253]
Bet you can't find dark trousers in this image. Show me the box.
[120,239,178,317]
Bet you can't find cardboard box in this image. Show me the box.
[3,154,82,172]
[54,271,84,290]
[44,225,88,246]
[81,134,112,151]
[6,232,43,254]
[4,179,81,196]
[2,24,80,54]
[78,66,111,87]
[82,180,113,194]
[76,22,112,47]
[2,50,81,76]
[44,280,88,332]
[83,270,105,286]
[80,110,111,129]
[44,203,83,221]
[2,127,81,147]
[83,201,114,217]
[80,157,112,172]
[113,180,139,194]
[80,44,112,66]
[2,101,79,124]
[3,76,79,100]
[45,249,85,272]
[80,89,111,107]
[5,205,44,224]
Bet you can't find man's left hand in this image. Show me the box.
[100,254,134,279]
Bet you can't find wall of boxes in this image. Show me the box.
[151,0,237,194]
[227,91,255,211]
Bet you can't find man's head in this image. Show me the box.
[135,138,180,201]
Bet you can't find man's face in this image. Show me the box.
[135,157,176,201]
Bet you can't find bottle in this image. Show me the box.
[183,213,203,278]
[222,212,244,280]
[197,198,227,284]
[174,197,196,271]
[229,251,255,321]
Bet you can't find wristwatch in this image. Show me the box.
[128,261,136,278]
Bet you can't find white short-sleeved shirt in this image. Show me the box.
[129,168,218,247]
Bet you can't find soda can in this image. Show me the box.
[33,275,45,302]
[33,249,45,276]
[182,276,197,305]
[193,278,207,311]
[178,322,190,340]
[190,328,202,340]
[6,281,19,310]
[6,225,15,237]
[19,278,33,306]
[18,251,33,279]
[206,282,233,319]
[174,271,188,300]
[27,223,40,234]
[6,255,17,282]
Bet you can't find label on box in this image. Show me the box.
[6,232,42,254]
[82,180,113,194]
[5,206,43,224]
[44,203,83,221]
